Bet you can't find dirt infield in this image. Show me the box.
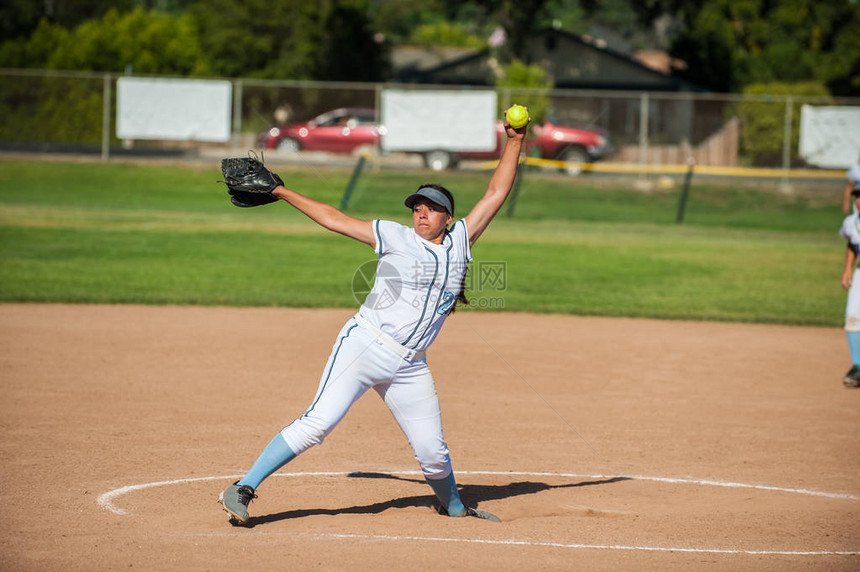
[1,304,857,571]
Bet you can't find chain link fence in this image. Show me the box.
[1,68,858,181]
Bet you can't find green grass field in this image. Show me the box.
[0,157,846,326]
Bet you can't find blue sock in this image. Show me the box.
[238,434,296,490]
[425,472,466,517]
[848,331,860,365]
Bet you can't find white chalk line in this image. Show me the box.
[97,470,860,516]
[96,470,860,557]
[173,531,859,557]
[313,533,860,557]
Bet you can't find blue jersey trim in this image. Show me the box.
[374,220,383,254]
[304,323,358,416]
[414,241,453,347]
[459,220,471,259]
[403,246,439,346]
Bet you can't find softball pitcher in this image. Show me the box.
[218,111,529,525]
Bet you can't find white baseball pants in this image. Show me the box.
[279,317,453,479]
[848,267,860,332]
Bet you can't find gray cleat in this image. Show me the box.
[218,481,257,525]
[438,504,501,522]
[464,506,502,522]
[844,365,860,388]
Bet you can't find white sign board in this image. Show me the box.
[117,77,232,142]
[799,105,860,169]
[380,90,497,152]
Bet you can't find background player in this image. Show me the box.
[841,153,860,214]
[218,109,529,524]
[840,187,860,387]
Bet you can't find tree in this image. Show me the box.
[313,4,389,81]
[451,0,549,63]
[0,7,211,76]
[0,19,70,69]
[667,2,737,93]
[0,6,214,148]
[0,0,48,42]
[496,0,550,62]
[495,59,553,122]
[0,0,137,41]
[736,81,831,166]
[190,0,386,81]
[814,1,860,96]
[54,8,211,75]
[628,0,860,94]
[370,0,462,45]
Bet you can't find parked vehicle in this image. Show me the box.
[258,108,611,175]
[429,119,611,175]
[258,108,381,154]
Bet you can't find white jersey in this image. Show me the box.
[848,165,860,189]
[841,213,860,332]
[359,219,471,352]
[840,213,860,254]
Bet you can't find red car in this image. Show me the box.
[259,108,611,174]
[431,119,611,174]
[258,108,380,154]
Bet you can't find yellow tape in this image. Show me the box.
[473,157,845,179]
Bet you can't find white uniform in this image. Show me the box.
[848,165,860,190]
[849,165,860,215]
[279,218,471,479]
[840,213,860,331]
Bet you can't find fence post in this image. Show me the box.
[676,157,696,224]
[101,73,112,161]
[340,155,367,210]
[232,79,243,153]
[781,96,794,188]
[638,92,650,182]
[374,83,383,163]
[501,88,511,112]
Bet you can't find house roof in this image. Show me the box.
[392,28,705,92]
[390,45,477,76]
